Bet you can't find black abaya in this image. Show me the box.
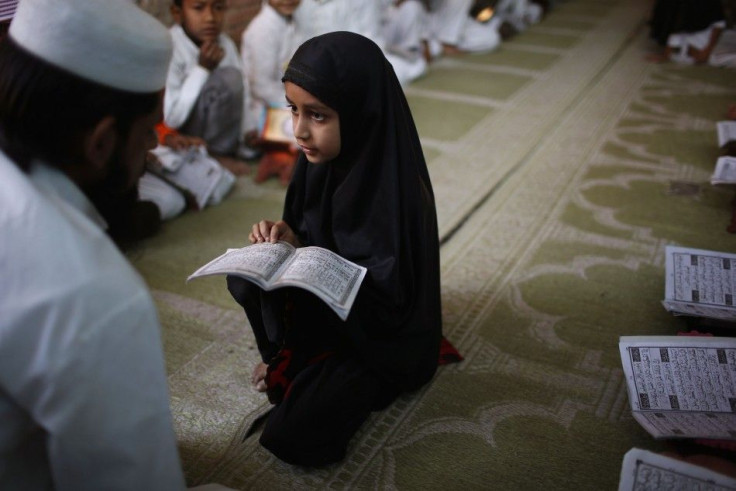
[227,31,442,466]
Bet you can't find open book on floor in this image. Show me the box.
[187,241,367,321]
[618,448,736,490]
[148,145,234,210]
[618,335,736,441]
[662,245,736,322]
[717,121,736,148]
[711,156,736,185]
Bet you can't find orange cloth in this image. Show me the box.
[155,122,178,146]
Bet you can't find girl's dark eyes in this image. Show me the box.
[287,105,326,122]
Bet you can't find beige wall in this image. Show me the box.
[137,0,262,44]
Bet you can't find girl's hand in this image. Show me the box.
[249,219,300,246]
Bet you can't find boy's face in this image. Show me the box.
[269,0,300,17]
[172,0,226,45]
[285,81,340,165]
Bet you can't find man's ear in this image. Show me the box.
[170,4,182,24]
[84,116,117,173]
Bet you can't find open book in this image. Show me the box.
[712,156,736,185]
[148,145,234,209]
[618,335,736,440]
[662,245,736,321]
[717,121,736,148]
[187,241,367,321]
[259,106,294,145]
[618,448,736,490]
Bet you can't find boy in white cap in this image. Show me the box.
[0,0,230,488]
[165,0,256,176]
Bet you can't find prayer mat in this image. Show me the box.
[129,0,736,487]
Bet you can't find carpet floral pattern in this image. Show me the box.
[129,0,736,488]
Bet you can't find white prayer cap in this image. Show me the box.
[0,0,19,22]
[9,0,172,93]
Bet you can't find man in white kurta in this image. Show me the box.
[241,1,300,130]
[0,153,186,489]
[0,0,205,488]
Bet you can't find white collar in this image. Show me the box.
[30,162,108,231]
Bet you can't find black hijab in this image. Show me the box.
[281,32,442,392]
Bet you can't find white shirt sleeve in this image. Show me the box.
[427,0,473,45]
[0,160,186,490]
[38,290,185,490]
[164,25,211,129]
[242,9,289,107]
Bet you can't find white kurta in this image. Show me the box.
[293,0,424,85]
[495,0,542,32]
[668,20,727,65]
[138,171,186,221]
[241,3,299,127]
[293,0,383,44]
[0,152,185,490]
[164,24,253,133]
[427,0,501,53]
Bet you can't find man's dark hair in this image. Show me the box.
[0,37,159,172]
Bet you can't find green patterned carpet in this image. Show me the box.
[129,0,736,488]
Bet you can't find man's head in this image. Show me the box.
[171,0,226,46]
[0,0,172,196]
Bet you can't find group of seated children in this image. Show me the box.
[131,0,554,244]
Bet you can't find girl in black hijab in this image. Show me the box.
[226,31,445,466]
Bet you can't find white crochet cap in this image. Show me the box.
[9,0,172,93]
[1,0,19,22]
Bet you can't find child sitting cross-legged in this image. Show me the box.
[165,0,258,176]
[226,32,459,466]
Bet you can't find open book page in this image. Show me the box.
[662,245,736,321]
[164,148,222,209]
[187,242,367,321]
[150,145,188,172]
[149,145,224,209]
[619,336,736,439]
[618,448,736,491]
[273,246,367,320]
[712,156,736,185]
[260,106,295,144]
[187,241,296,288]
[718,121,736,148]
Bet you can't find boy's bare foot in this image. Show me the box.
[215,155,251,176]
[251,362,267,392]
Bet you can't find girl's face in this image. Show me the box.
[285,81,340,164]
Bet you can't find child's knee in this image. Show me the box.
[209,66,244,99]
